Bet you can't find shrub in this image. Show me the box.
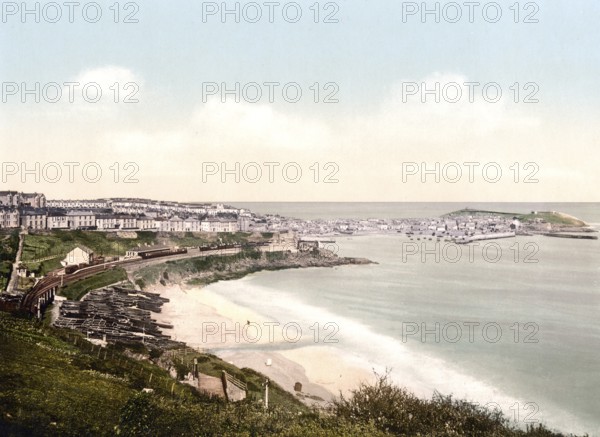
[332,371,568,437]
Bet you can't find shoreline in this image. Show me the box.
[128,247,374,292]
[139,238,599,435]
[145,242,598,436]
[151,282,374,405]
[150,281,595,436]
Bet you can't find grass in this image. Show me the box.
[517,212,586,226]
[164,232,271,248]
[0,313,330,436]
[445,208,519,217]
[0,261,12,291]
[0,230,19,262]
[59,268,129,300]
[0,312,210,437]
[164,232,211,247]
[21,230,158,266]
[136,248,358,290]
[13,276,36,292]
[133,248,264,289]
[445,209,587,227]
[0,230,19,290]
[23,257,63,277]
[167,350,307,412]
[0,311,582,436]
[21,231,272,278]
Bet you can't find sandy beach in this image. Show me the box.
[152,283,374,403]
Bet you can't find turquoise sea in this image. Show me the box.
[229,202,600,224]
[206,203,600,435]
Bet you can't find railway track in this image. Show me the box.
[20,246,243,316]
[21,261,126,315]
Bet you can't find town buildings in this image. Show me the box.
[0,208,19,229]
[0,191,46,208]
[0,192,246,234]
[0,190,546,238]
[20,209,47,230]
[200,218,240,233]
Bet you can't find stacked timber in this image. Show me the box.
[54,286,180,349]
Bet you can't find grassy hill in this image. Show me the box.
[20,230,270,277]
[0,311,583,436]
[0,312,342,437]
[444,209,587,227]
[21,230,158,276]
[515,211,586,227]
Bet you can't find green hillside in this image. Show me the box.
[0,311,583,437]
[0,312,380,437]
[444,209,587,227]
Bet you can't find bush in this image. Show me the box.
[332,371,569,437]
[148,348,163,360]
[116,393,158,436]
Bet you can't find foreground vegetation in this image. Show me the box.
[0,312,381,436]
[0,311,583,436]
[0,230,19,290]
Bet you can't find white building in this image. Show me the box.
[20,209,47,230]
[201,218,239,233]
[184,217,201,232]
[154,218,169,232]
[61,246,94,266]
[0,191,20,207]
[96,215,119,230]
[238,216,250,232]
[66,211,96,229]
[0,208,19,228]
[117,215,137,229]
[47,212,69,230]
[167,216,184,232]
[137,216,155,230]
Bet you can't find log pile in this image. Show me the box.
[54,286,180,349]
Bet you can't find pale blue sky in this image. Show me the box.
[1,1,599,201]
[3,2,599,110]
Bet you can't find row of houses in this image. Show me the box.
[47,198,242,217]
[0,208,243,233]
[2,191,249,223]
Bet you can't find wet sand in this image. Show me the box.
[152,283,373,403]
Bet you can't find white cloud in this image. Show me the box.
[74,66,141,88]
[2,71,598,201]
[187,99,335,153]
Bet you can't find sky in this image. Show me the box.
[1,0,599,202]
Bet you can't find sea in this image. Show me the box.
[207,203,600,435]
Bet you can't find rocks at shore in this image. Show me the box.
[542,233,599,240]
[135,249,375,289]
